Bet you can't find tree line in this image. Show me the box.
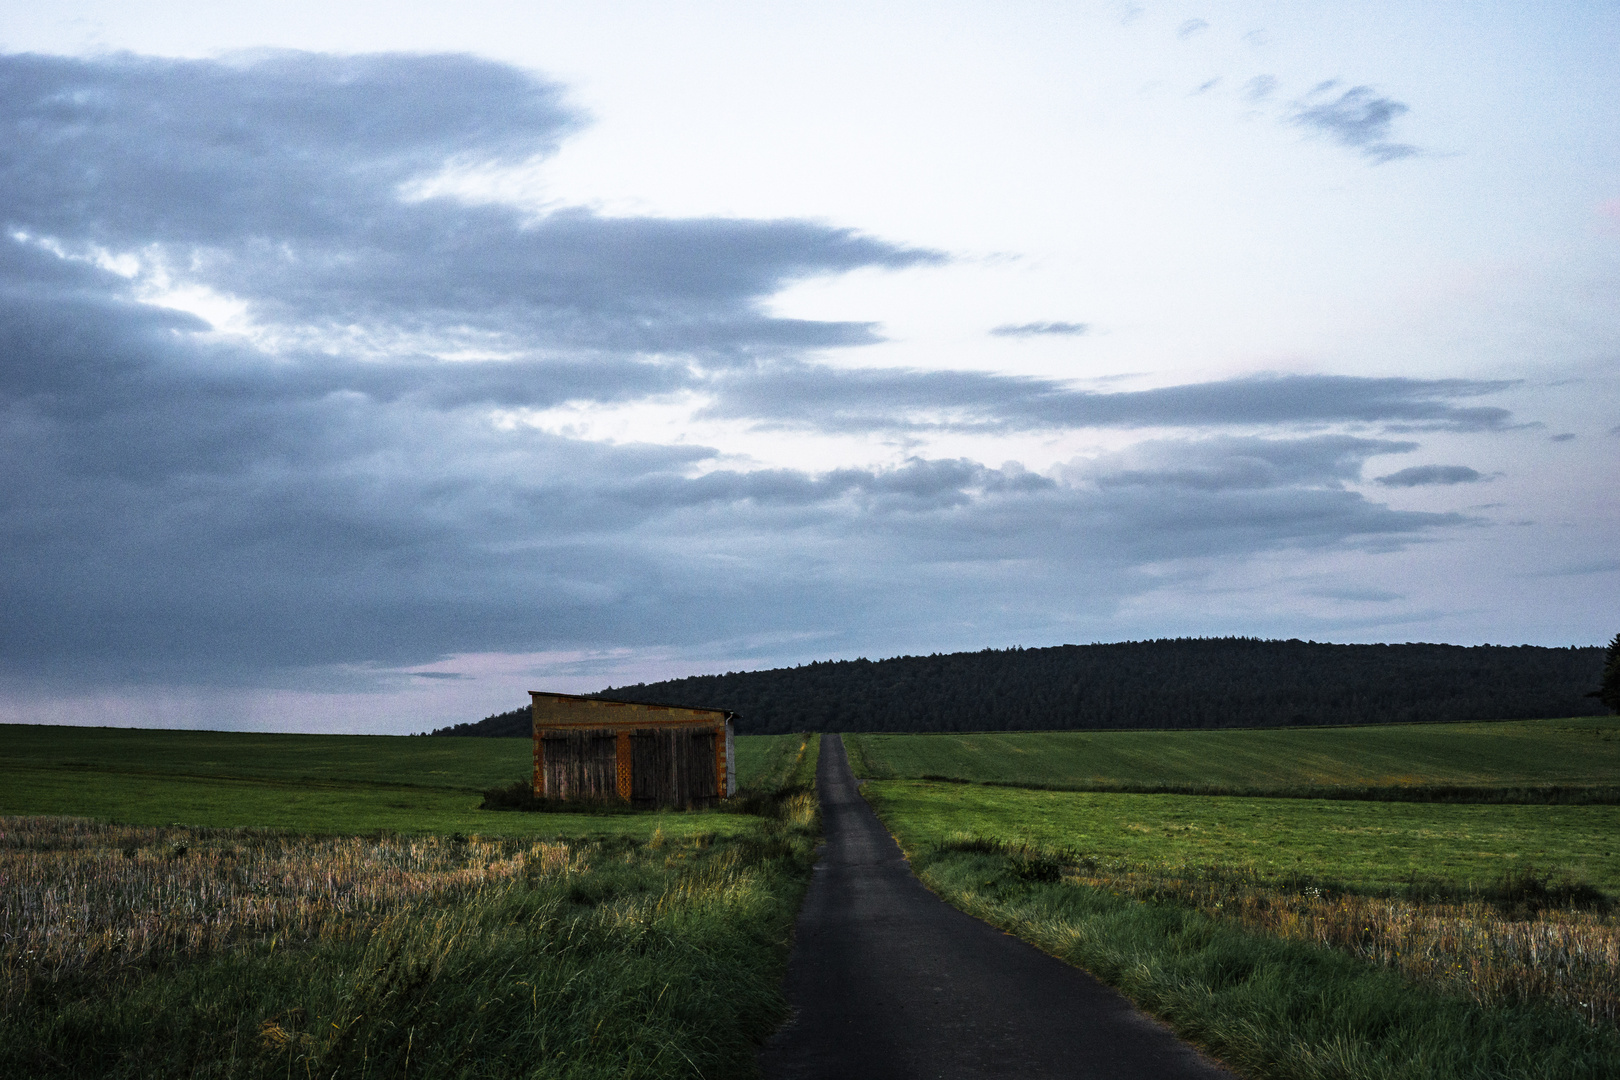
[430,637,1609,737]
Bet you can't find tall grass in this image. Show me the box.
[939,835,1620,1028]
[1,800,818,1079]
[914,838,1620,1080]
[1,818,574,990]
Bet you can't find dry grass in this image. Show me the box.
[945,835,1620,1029]
[0,815,578,1001]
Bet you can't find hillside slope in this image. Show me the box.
[434,638,1606,736]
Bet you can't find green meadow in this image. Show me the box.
[2,726,821,1079]
[0,723,806,838]
[846,715,1620,796]
[849,722,1620,1079]
[848,720,1620,891]
[860,781,1620,892]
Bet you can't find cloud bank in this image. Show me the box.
[0,50,1509,696]
[1373,465,1486,487]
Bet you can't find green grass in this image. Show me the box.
[909,844,1620,1080]
[0,723,532,788]
[846,716,1620,799]
[2,728,825,1079]
[855,727,1620,1078]
[735,732,820,791]
[0,724,809,839]
[862,781,1620,893]
[4,817,819,1079]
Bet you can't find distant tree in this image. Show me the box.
[1598,633,1620,714]
[433,639,1608,735]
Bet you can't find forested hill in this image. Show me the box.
[431,638,1607,736]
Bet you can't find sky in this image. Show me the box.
[0,1,1616,733]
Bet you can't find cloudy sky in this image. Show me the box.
[1,1,1616,733]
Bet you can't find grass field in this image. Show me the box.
[911,841,1620,1079]
[861,781,1620,893]
[0,724,809,837]
[852,722,1620,1078]
[846,716,1620,798]
[1,727,823,1079]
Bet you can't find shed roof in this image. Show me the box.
[529,690,737,724]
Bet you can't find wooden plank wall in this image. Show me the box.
[540,729,619,801]
[630,728,718,809]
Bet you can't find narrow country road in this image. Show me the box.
[758,734,1236,1080]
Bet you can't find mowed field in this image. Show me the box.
[0,723,802,837]
[846,721,1620,1078]
[847,715,1620,794]
[847,719,1620,891]
[860,782,1620,892]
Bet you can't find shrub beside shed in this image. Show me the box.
[530,691,738,809]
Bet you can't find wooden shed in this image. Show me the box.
[530,691,738,809]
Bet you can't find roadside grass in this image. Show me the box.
[911,842,1620,1080]
[734,732,820,792]
[0,733,823,1079]
[845,716,1620,802]
[860,770,1620,1077]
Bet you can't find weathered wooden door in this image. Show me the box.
[541,728,619,801]
[630,727,717,809]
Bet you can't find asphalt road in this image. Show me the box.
[758,734,1236,1080]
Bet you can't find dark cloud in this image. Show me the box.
[0,52,940,358]
[1373,465,1486,487]
[0,50,1487,693]
[989,321,1089,338]
[1291,83,1420,162]
[703,365,1516,434]
[1066,435,1416,491]
[1549,432,1576,442]
[1309,587,1403,602]
[0,51,576,242]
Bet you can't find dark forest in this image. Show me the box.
[431,638,1608,737]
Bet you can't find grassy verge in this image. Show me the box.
[909,840,1620,1080]
[736,732,820,791]
[846,717,1620,803]
[861,772,1620,1077]
[2,782,820,1078]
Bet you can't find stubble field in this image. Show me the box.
[0,725,821,1079]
